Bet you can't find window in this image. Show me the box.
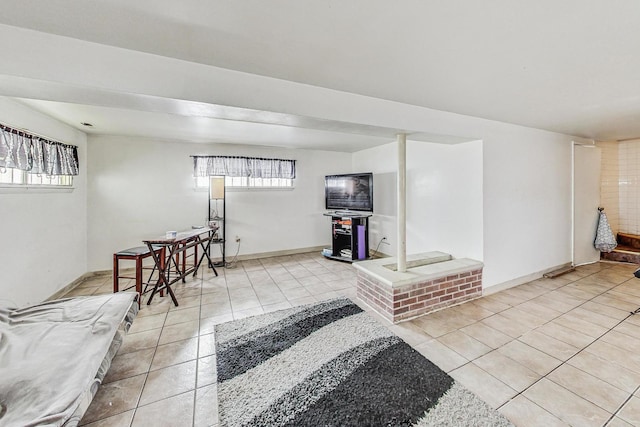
[0,167,73,187]
[0,122,79,190]
[192,155,296,189]
[194,175,293,189]
[0,167,23,184]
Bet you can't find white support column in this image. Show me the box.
[397,133,407,272]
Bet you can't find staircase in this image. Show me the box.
[601,232,640,264]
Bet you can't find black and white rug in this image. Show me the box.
[215,297,513,427]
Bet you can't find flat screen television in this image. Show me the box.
[325,172,373,212]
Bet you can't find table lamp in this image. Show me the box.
[209,176,225,220]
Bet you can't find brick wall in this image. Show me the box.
[357,268,482,323]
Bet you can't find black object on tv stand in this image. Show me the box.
[323,211,371,263]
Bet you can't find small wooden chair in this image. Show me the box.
[113,245,164,306]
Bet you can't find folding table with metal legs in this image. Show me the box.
[143,226,218,306]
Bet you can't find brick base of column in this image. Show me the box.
[357,266,483,323]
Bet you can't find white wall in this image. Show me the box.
[482,127,573,288]
[83,120,576,295]
[354,127,574,291]
[0,98,87,306]
[352,140,483,261]
[573,144,601,265]
[87,136,351,271]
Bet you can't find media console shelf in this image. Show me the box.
[322,212,371,263]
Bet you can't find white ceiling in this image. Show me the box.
[15,98,401,152]
[1,1,640,149]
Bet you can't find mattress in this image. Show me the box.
[0,292,138,427]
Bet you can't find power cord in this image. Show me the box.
[224,240,241,269]
[372,237,387,259]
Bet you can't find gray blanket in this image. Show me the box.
[0,293,138,427]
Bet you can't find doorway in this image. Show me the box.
[572,143,602,266]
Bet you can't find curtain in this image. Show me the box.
[0,124,79,176]
[193,155,296,179]
[0,129,32,171]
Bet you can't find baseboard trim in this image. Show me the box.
[483,262,572,296]
[369,249,390,259]
[52,246,329,296]
[226,246,327,263]
[46,270,111,301]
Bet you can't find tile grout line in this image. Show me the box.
[433,265,634,420]
[87,270,166,426]
[496,308,634,411]
[439,268,604,367]
[603,383,640,426]
[493,271,640,418]
[192,267,205,427]
[126,299,168,427]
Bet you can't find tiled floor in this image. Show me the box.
[69,254,640,427]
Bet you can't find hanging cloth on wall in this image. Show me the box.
[0,123,79,175]
[191,156,296,179]
[594,207,617,253]
[191,155,296,179]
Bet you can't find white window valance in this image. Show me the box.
[0,123,79,176]
[192,155,296,179]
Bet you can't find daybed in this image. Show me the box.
[0,292,138,426]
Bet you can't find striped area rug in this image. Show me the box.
[215,298,513,427]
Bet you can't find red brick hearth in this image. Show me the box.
[353,252,483,323]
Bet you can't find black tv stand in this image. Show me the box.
[323,212,371,263]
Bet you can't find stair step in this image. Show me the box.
[601,246,640,264]
[617,233,640,250]
[610,245,640,254]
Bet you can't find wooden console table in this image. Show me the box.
[142,226,217,306]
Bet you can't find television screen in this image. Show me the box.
[325,172,373,212]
